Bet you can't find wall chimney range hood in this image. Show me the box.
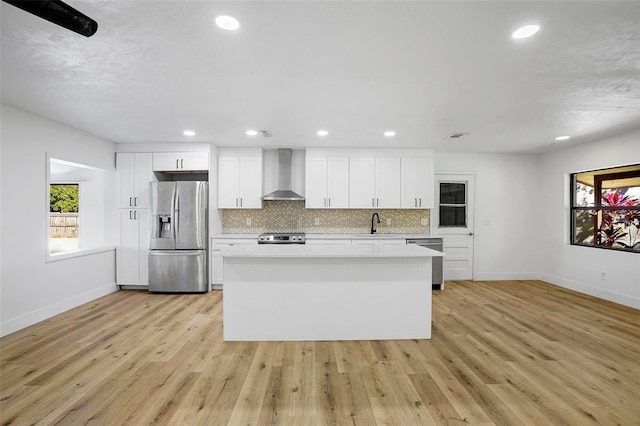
[262,149,305,201]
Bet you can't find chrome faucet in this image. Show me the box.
[371,212,381,234]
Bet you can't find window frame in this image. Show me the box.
[569,165,640,253]
[46,154,114,262]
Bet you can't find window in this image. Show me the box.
[570,164,640,253]
[47,156,111,260]
[439,182,467,227]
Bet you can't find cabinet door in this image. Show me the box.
[349,157,376,208]
[117,209,149,286]
[401,157,419,208]
[117,210,138,284]
[153,153,180,171]
[116,153,136,208]
[180,152,209,171]
[134,153,153,208]
[238,156,263,208]
[375,157,401,208]
[416,157,434,208]
[305,156,328,208]
[136,210,149,285]
[218,157,241,208]
[211,240,258,285]
[326,157,349,208]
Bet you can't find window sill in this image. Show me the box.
[46,246,116,263]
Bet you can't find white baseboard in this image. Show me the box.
[473,272,540,281]
[0,283,118,337]
[540,273,640,309]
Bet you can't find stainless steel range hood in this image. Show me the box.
[262,149,305,201]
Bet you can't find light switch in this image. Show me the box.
[314,218,320,225]
[246,218,252,226]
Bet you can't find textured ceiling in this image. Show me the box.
[1,1,639,153]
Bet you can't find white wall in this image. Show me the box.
[539,130,640,308]
[434,152,541,281]
[0,104,117,336]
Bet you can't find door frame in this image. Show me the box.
[431,171,476,281]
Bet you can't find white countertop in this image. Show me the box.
[212,233,432,240]
[213,243,443,258]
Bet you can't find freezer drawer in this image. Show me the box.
[149,250,208,293]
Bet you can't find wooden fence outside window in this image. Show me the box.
[49,213,78,238]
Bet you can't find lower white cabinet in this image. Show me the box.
[117,209,149,286]
[211,238,258,286]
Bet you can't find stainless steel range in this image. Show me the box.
[258,232,306,244]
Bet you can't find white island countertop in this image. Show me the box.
[213,243,443,258]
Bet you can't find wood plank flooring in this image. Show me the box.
[1,280,639,425]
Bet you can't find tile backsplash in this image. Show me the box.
[222,200,430,234]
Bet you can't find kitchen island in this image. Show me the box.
[214,244,443,341]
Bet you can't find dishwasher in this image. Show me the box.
[406,238,444,290]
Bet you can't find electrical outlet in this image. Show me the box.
[601,271,607,280]
[387,219,391,225]
[421,218,428,226]
[314,218,320,225]
[246,218,252,226]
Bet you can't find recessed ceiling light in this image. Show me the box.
[215,15,240,31]
[183,130,196,136]
[555,135,571,141]
[512,24,540,39]
[384,131,396,137]
[246,130,258,136]
[317,130,329,136]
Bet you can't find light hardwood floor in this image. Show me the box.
[1,280,639,425]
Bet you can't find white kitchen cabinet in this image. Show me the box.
[218,154,262,209]
[305,156,349,208]
[153,152,209,172]
[116,209,149,286]
[401,157,434,209]
[116,153,154,209]
[349,156,401,208]
[211,238,258,285]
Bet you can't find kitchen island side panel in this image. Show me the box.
[222,256,432,341]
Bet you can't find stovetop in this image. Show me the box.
[258,232,306,244]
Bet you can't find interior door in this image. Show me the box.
[431,174,475,280]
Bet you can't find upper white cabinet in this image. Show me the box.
[153,152,209,172]
[349,156,400,208]
[218,149,263,209]
[305,155,349,208]
[401,157,434,209]
[116,152,154,209]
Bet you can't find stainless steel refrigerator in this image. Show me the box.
[148,181,208,293]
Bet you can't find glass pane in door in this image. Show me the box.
[440,206,466,227]
[440,183,466,204]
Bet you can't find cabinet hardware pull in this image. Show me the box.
[236,198,238,207]
[415,198,417,207]
[176,159,179,169]
[372,198,375,207]
[181,159,184,169]
[324,198,326,207]
[377,198,379,207]
[134,210,137,220]
[129,210,133,220]
[328,198,331,207]
[419,198,422,207]
[240,198,243,207]
[134,197,137,207]
[129,197,133,207]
